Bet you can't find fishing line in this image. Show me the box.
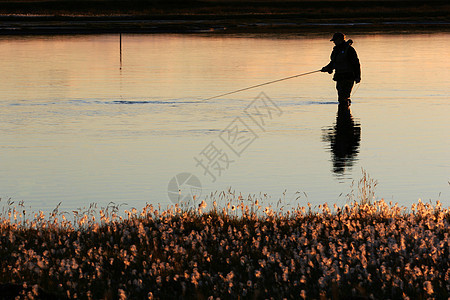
[351,81,361,98]
[201,70,321,102]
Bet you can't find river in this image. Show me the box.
[0,32,448,212]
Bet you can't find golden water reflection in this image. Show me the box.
[0,33,449,211]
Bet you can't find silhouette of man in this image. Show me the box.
[321,32,361,106]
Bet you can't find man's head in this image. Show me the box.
[330,32,345,45]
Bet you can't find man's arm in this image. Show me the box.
[322,47,337,73]
[321,61,334,73]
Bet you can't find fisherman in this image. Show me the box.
[321,32,361,106]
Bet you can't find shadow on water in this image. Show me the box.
[322,104,361,177]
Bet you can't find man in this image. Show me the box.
[321,32,361,106]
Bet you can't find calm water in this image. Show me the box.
[0,33,449,212]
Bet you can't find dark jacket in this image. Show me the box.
[323,41,361,82]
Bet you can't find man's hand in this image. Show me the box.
[321,67,333,74]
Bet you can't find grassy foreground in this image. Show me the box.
[0,197,449,299]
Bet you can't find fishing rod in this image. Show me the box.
[203,69,321,101]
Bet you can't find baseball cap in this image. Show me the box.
[330,32,345,41]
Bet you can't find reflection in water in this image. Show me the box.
[322,104,361,176]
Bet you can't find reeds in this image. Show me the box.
[1,196,449,299]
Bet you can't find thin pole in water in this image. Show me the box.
[119,33,122,70]
[203,70,321,102]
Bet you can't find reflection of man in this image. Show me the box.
[322,104,361,175]
[321,32,361,106]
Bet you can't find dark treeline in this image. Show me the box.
[0,0,449,17]
[0,0,448,34]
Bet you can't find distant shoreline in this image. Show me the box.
[0,0,449,34]
[1,16,449,35]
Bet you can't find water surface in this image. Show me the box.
[0,33,448,212]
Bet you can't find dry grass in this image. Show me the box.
[0,192,449,299]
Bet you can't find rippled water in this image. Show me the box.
[0,33,449,212]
